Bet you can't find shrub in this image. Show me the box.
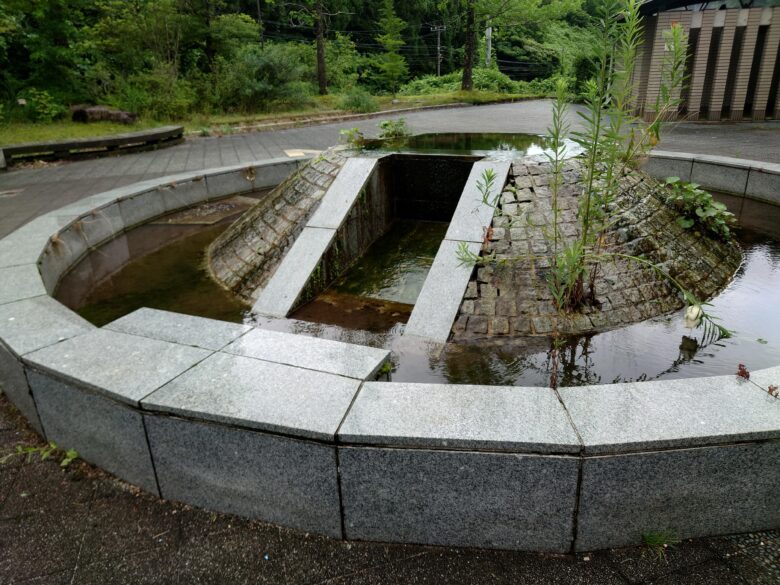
[338,88,378,113]
[663,177,737,240]
[15,88,67,123]
[116,65,197,120]
[399,69,560,97]
[378,118,410,139]
[211,43,314,113]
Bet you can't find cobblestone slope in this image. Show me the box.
[453,159,743,339]
[207,149,348,301]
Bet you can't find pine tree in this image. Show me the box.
[373,0,408,95]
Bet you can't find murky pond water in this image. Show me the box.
[60,191,780,387]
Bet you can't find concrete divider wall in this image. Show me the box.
[644,151,780,206]
[0,153,778,553]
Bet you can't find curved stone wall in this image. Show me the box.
[0,153,777,554]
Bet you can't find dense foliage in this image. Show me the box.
[0,0,600,122]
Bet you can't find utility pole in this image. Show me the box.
[431,24,446,76]
[485,20,492,68]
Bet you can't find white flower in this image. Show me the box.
[684,304,703,328]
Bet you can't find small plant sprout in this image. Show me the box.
[377,118,410,140]
[663,177,736,240]
[642,530,680,562]
[477,168,498,206]
[0,442,79,468]
[339,127,366,149]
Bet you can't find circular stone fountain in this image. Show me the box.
[0,137,777,555]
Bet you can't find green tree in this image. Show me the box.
[372,0,408,94]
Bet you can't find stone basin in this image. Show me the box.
[0,152,778,553]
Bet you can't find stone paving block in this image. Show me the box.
[252,227,335,317]
[691,161,749,196]
[0,296,92,356]
[0,264,46,306]
[145,413,342,537]
[558,373,780,454]
[253,158,302,189]
[72,202,125,248]
[643,154,694,182]
[206,167,256,199]
[404,240,480,342]
[0,340,43,434]
[746,167,780,206]
[339,446,579,552]
[159,176,209,213]
[27,368,158,494]
[224,328,389,380]
[142,352,360,440]
[444,160,511,243]
[117,188,167,229]
[105,308,249,351]
[307,157,378,229]
[24,329,211,406]
[0,232,49,269]
[575,440,780,551]
[338,382,580,453]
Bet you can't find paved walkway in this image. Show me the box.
[1,102,779,584]
[1,100,778,238]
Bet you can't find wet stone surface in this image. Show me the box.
[453,159,742,339]
[208,151,348,301]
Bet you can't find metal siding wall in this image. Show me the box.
[752,7,779,120]
[687,12,717,120]
[730,9,764,120]
[636,15,659,115]
[708,11,739,120]
[635,6,780,121]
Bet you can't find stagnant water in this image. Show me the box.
[363,132,580,159]
[61,192,780,387]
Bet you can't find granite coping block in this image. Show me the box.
[105,308,250,351]
[0,341,44,435]
[444,160,511,243]
[223,328,390,380]
[404,240,481,343]
[145,413,342,537]
[28,368,159,495]
[0,296,93,356]
[24,328,211,406]
[252,227,336,318]
[142,352,361,441]
[558,368,780,455]
[339,446,579,552]
[307,157,378,230]
[0,264,46,306]
[338,382,581,453]
[574,440,780,551]
[650,151,780,173]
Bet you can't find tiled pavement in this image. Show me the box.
[0,102,778,583]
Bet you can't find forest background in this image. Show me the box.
[0,0,604,140]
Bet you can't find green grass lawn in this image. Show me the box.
[0,120,166,146]
[0,91,547,146]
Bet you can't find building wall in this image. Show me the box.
[637,6,779,121]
